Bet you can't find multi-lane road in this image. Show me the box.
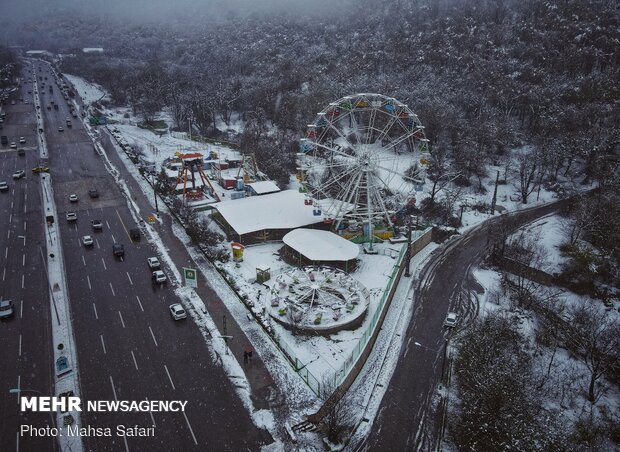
[1,61,271,451]
[0,70,56,452]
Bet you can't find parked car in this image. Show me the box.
[147,257,161,270]
[169,303,187,320]
[112,243,125,257]
[69,194,78,202]
[17,148,25,156]
[19,137,25,144]
[91,219,103,230]
[88,188,99,198]
[58,126,63,132]
[10,142,17,149]
[152,270,167,284]
[0,299,15,319]
[129,228,140,241]
[0,181,8,192]
[444,312,458,328]
[66,212,77,222]
[12,170,25,179]
[82,235,94,246]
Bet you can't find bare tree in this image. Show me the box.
[564,303,620,403]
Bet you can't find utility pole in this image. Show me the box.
[490,170,499,214]
[151,173,159,215]
[404,216,413,277]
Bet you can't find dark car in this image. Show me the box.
[129,228,140,241]
[112,243,125,257]
[88,188,99,198]
[1,136,7,145]
[0,299,15,319]
[91,219,103,230]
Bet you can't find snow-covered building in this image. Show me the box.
[245,180,280,196]
[211,190,327,243]
[282,229,359,271]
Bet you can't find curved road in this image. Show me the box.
[360,199,569,451]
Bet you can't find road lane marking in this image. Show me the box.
[126,272,133,286]
[87,275,91,290]
[182,411,198,445]
[136,295,144,312]
[23,220,26,231]
[9,213,12,223]
[116,209,132,241]
[130,351,138,370]
[109,282,115,296]
[149,410,156,427]
[111,234,116,243]
[109,375,117,401]
[118,311,126,328]
[4,247,7,258]
[148,326,158,346]
[22,254,25,266]
[23,203,26,214]
[100,335,107,354]
[106,220,110,229]
[101,257,107,270]
[16,375,20,404]
[93,303,98,320]
[20,300,23,318]
[82,255,86,266]
[163,364,176,390]
[6,230,9,239]
[21,275,24,289]
[96,238,100,249]
[18,334,22,356]
[2,267,5,281]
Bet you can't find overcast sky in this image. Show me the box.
[2,0,353,22]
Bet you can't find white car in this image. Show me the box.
[152,270,167,284]
[169,304,186,320]
[82,235,94,246]
[66,212,77,222]
[10,142,17,149]
[58,126,64,132]
[444,312,458,328]
[12,170,25,179]
[69,194,78,202]
[147,257,161,270]
[19,137,25,144]
[0,181,8,191]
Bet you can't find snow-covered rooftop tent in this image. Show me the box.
[246,180,280,196]
[283,229,359,262]
[212,190,325,243]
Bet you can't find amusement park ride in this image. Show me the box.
[297,93,430,247]
[173,151,220,202]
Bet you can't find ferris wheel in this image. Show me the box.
[298,93,429,236]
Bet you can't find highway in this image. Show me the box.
[29,60,270,451]
[0,66,56,452]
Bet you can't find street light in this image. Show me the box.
[9,388,56,428]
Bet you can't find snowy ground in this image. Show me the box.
[470,263,619,444]
[219,241,406,391]
[509,214,569,273]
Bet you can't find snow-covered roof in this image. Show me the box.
[82,47,104,53]
[283,229,359,261]
[247,180,280,195]
[213,190,322,235]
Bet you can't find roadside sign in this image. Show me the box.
[147,215,156,224]
[184,268,197,288]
